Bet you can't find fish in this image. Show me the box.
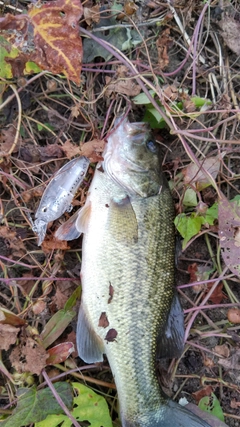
[33,156,90,245]
[56,116,211,427]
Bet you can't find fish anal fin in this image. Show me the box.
[77,304,104,363]
[76,200,91,234]
[55,209,81,241]
[157,293,185,359]
[109,196,138,244]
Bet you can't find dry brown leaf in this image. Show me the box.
[214,344,230,358]
[83,5,100,26]
[21,187,43,203]
[42,238,70,252]
[80,138,106,162]
[156,28,171,70]
[32,300,47,315]
[61,140,80,159]
[10,337,48,375]
[230,399,240,409]
[105,75,141,98]
[183,156,223,191]
[203,357,215,368]
[0,226,26,258]
[192,385,213,403]
[0,324,20,351]
[227,307,240,324]
[218,16,240,56]
[0,125,22,155]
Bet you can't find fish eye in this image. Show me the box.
[146,140,158,154]
[42,206,48,213]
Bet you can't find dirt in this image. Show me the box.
[0,0,240,426]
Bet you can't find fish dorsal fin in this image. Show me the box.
[75,200,91,234]
[77,304,104,363]
[108,196,138,245]
[55,209,82,241]
[157,293,185,359]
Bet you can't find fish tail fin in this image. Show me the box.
[122,400,211,427]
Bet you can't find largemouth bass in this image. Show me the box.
[56,116,210,427]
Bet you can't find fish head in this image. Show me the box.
[102,116,164,197]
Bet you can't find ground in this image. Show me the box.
[0,0,240,426]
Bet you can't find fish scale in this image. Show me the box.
[80,169,175,424]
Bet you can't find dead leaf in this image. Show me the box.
[227,307,240,324]
[218,15,240,56]
[83,5,100,26]
[230,399,240,409]
[219,197,240,277]
[0,125,22,155]
[0,226,26,258]
[40,144,64,161]
[0,324,20,351]
[218,349,240,372]
[192,385,213,403]
[0,308,26,326]
[203,357,215,368]
[204,281,225,304]
[46,342,74,365]
[32,300,47,315]
[10,337,48,375]
[42,238,70,252]
[183,155,223,191]
[79,138,106,162]
[61,140,81,159]
[0,0,83,84]
[105,75,140,98]
[156,28,171,70]
[214,344,230,358]
[188,263,211,294]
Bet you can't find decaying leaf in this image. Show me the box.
[10,338,48,375]
[218,197,240,277]
[227,307,240,324]
[218,348,240,372]
[156,28,171,70]
[0,308,26,326]
[214,344,230,358]
[46,342,74,365]
[83,5,100,26]
[0,0,83,84]
[192,385,213,403]
[79,138,106,162]
[0,324,20,351]
[183,155,223,191]
[61,140,81,159]
[218,15,240,56]
[105,75,141,97]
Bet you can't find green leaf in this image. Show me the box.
[41,287,80,348]
[198,393,224,422]
[190,96,212,108]
[143,106,166,129]
[64,286,81,312]
[40,310,75,349]
[174,213,203,248]
[1,383,73,427]
[183,188,198,207]
[203,203,218,225]
[132,90,156,105]
[35,382,113,427]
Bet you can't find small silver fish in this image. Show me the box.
[33,156,90,245]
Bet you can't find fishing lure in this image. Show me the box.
[33,156,90,245]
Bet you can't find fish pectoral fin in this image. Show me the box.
[157,293,185,359]
[75,200,91,234]
[77,304,104,363]
[109,196,138,244]
[55,209,82,241]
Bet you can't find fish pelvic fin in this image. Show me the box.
[77,303,104,363]
[157,292,185,359]
[55,209,82,241]
[122,400,211,427]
